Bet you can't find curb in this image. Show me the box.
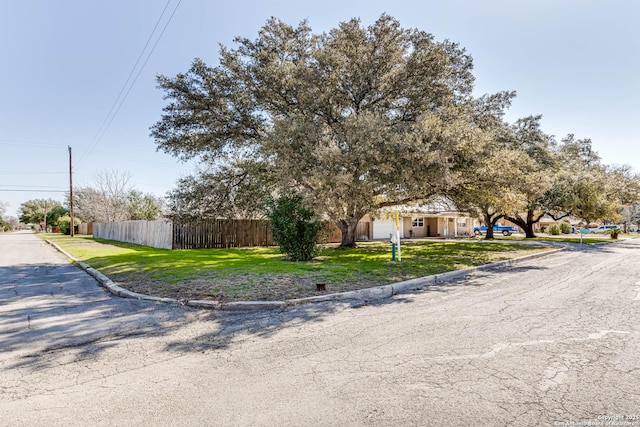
[46,239,565,311]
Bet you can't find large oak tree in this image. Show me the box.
[501,115,560,238]
[152,15,508,247]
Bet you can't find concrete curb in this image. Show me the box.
[46,239,565,311]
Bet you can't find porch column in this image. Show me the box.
[454,216,458,237]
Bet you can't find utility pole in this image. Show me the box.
[68,146,75,237]
[43,200,47,233]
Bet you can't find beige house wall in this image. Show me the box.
[369,213,473,239]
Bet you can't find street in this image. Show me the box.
[1,231,639,426]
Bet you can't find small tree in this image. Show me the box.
[266,193,322,261]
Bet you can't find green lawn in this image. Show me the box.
[44,234,554,301]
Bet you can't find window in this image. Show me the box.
[412,217,424,227]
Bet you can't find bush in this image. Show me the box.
[560,222,572,234]
[266,193,322,261]
[547,223,561,235]
[57,215,81,235]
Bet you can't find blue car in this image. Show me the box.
[473,224,519,236]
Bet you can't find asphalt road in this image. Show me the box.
[1,231,639,426]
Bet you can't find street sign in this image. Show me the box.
[579,228,590,244]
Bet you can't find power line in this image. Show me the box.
[0,172,66,176]
[0,140,66,149]
[80,0,172,165]
[83,148,185,168]
[79,0,183,167]
[0,185,65,189]
[0,189,67,193]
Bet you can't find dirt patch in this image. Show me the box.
[111,271,416,302]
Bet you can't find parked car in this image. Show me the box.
[592,225,620,233]
[473,224,519,236]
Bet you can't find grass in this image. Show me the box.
[44,234,554,302]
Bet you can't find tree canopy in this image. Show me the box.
[152,14,639,243]
[18,198,67,227]
[152,14,512,247]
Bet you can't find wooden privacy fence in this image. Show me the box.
[78,222,93,235]
[93,219,371,250]
[172,219,275,249]
[322,221,370,244]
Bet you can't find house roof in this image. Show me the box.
[376,198,471,217]
[537,215,582,226]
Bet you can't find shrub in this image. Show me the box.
[560,222,572,234]
[265,193,322,261]
[57,215,81,235]
[547,223,561,235]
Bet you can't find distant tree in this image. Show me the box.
[566,171,612,226]
[73,170,132,222]
[128,190,164,220]
[18,199,67,227]
[551,136,639,226]
[47,205,69,228]
[0,202,20,231]
[0,203,9,231]
[73,170,164,222]
[152,14,511,247]
[621,203,640,231]
[3,216,20,231]
[605,164,640,218]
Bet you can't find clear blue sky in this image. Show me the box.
[1,0,638,217]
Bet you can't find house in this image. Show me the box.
[533,215,582,232]
[364,199,475,240]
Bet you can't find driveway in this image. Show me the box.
[1,232,639,426]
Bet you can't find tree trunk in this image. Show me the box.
[507,210,538,238]
[337,219,359,248]
[483,211,503,240]
[522,224,536,238]
[484,227,495,239]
